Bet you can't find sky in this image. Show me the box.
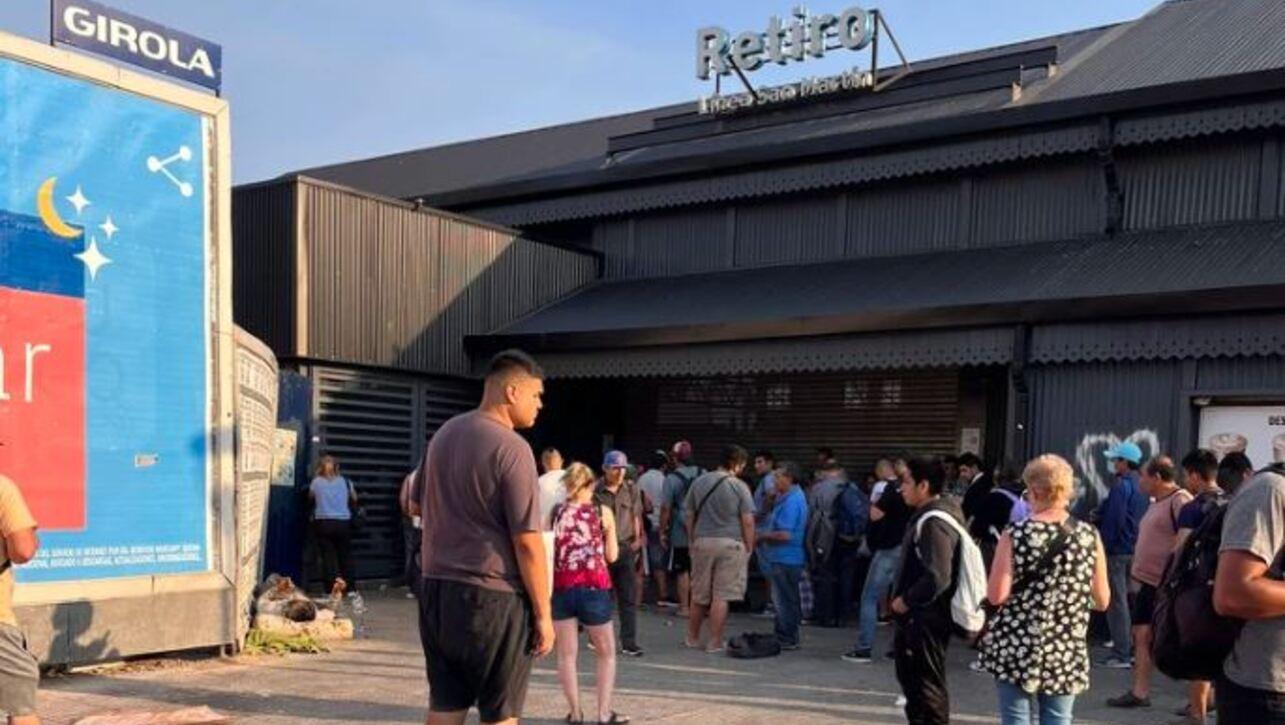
[0,0,1158,183]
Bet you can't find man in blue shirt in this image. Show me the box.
[759,461,809,649]
[1096,440,1151,668]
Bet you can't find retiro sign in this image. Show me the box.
[695,5,907,115]
[696,6,874,80]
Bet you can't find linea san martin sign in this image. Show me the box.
[695,5,907,115]
[52,0,222,92]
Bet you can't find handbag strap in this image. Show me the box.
[1006,517,1077,601]
[692,475,732,531]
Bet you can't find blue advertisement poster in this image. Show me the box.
[0,55,210,582]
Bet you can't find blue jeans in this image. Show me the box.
[1106,555,1133,659]
[856,545,902,652]
[768,562,803,646]
[996,681,1075,725]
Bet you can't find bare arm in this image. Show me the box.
[740,513,756,552]
[6,528,38,565]
[1214,549,1285,619]
[601,506,620,564]
[1091,533,1110,611]
[986,532,1014,605]
[660,503,673,544]
[512,531,554,656]
[869,505,886,522]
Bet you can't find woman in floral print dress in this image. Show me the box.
[979,454,1111,725]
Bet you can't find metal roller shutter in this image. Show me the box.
[621,370,962,477]
[312,366,477,580]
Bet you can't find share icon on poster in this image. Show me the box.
[146,145,194,197]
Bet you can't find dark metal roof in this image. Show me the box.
[294,104,683,200]
[472,220,1285,352]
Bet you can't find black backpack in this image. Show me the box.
[726,631,781,659]
[1150,486,1239,681]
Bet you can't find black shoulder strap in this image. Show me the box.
[693,475,732,530]
[1007,518,1078,601]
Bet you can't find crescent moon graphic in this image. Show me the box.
[36,177,83,239]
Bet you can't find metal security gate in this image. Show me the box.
[621,369,963,476]
[311,366,477,580]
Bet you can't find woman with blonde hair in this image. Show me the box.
[309,454,359,594]
[978,454,1111,725]
[551,462,629,724]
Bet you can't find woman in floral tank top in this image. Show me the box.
[979,454,1110,725]
[551,463,628,724]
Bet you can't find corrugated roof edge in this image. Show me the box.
[233,174,602,262]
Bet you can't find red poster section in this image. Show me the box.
[0,286,86,530]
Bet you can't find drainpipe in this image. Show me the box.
[1097,115,1124,236]
[1006,323,1031,462]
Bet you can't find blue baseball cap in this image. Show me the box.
[1103,441,1143,465]
[602,450,629,469]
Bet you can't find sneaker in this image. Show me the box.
[620,645,644,657]
[1099,656,1134,669]
[1106,692,1151,708]
[841,649,872,663]
[1174,704,1216,716]
[753,609,777,619]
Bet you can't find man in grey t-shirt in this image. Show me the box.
[1213,467,1285,721]
[683,444,755,652]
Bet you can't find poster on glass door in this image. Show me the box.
[1198,405,1285,465]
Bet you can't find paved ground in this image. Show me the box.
[39,589,1190,724]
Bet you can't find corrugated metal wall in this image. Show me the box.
[310,365,478,580]
[1026,360,1184,515]
[845,179,961,257]
[597,207,730,278]
[588,134,1278,280]
[1119,137,1262,230]
[969,159,1103,245]
[620,369,963,477]
[297,179,598,376]
[232,182,296,354]
[734,194,843,267]
[1025,352,1285,516]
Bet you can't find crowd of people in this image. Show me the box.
[398,350,1285,725]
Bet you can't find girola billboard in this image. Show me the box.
[0,53,211,581]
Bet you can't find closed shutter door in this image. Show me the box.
[313,367,418,580]
[622,369,960,476]
[312,366,479,581]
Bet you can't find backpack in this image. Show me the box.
[806,483,852,568]
[1151,488,1239,681]
[914,510,987,635]
[726,631,781,659]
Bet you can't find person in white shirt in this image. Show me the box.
[538,448,567,592]
[637,451,671,605]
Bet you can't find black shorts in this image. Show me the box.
[419,578,534,722]
[669,546,692,573]
[1132,582,1156,625]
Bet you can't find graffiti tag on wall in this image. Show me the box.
[1073,428,1161,511]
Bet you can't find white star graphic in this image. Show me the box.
[75,237,112,280]
[67,186,91,216]
[98,215,119,240]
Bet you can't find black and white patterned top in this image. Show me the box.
[979,517,1099,695]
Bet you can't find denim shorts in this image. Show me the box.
[552,587,614,626]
